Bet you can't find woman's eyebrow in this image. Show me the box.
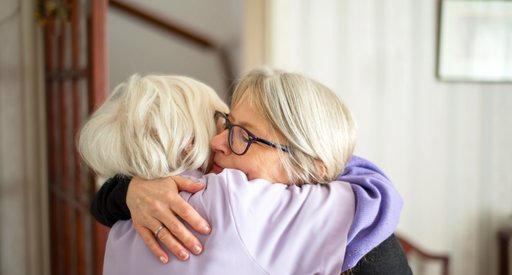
[229,114,261,132]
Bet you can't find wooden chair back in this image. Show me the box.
[396,234,450,275]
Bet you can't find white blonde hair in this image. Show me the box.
[231,68,357,185]
[78,74,229,179]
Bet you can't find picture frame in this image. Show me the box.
[436,1,512,82]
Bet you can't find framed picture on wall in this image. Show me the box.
[437,1,512,82]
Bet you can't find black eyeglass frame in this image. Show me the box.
[214,111,290,156]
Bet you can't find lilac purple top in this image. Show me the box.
[103,156,402,275]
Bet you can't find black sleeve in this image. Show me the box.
[342,234,412,275]
[91,174,133,227]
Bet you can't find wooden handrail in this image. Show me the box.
[108,0,234,91]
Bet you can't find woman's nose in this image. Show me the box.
[210,129,230,155]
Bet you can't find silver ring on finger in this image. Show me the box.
[153,225,165,238]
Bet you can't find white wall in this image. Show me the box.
[108,0,243,102]
[268,0,512,274]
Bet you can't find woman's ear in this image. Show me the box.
[183,138,195,155]
[315,160,327,180]
[184,143,192,154]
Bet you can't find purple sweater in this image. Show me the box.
[103,156,402,274]
[339,156,403,270]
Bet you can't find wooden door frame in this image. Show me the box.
[41,0,109,274]
[90,2,109,274]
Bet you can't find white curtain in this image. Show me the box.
[267,1,512,274]
[0,0,48,274]
[0,1,26,274]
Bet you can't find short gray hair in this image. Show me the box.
[231,68,357,184]
[78,74,229,179]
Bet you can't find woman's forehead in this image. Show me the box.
[230,97,269,132]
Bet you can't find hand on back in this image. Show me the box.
[126,176,211,263]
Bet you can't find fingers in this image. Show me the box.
[156,207,205,255]
[171,176,211,235]
[127,175,211,261]
[133,224,169,264]
[155,226,190,261]
[172,176,205,193]
[133,220,191,262]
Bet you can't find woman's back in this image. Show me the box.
[104,169,355,275]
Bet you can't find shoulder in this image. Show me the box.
[225,180,355,274]
[200,170,355,221]
[183,170,356,273]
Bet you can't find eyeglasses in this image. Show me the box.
[214,111,289,156]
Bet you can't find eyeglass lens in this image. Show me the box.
[230,125,251,155]
[215,112,250,155]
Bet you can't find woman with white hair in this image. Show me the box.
[79,74,229,179]
[83,69,408,274]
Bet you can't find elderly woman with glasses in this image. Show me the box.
[84,69,408,274]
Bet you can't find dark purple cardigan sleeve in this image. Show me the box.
[339,156,403,271]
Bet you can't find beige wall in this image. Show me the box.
[242,0,269,72]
